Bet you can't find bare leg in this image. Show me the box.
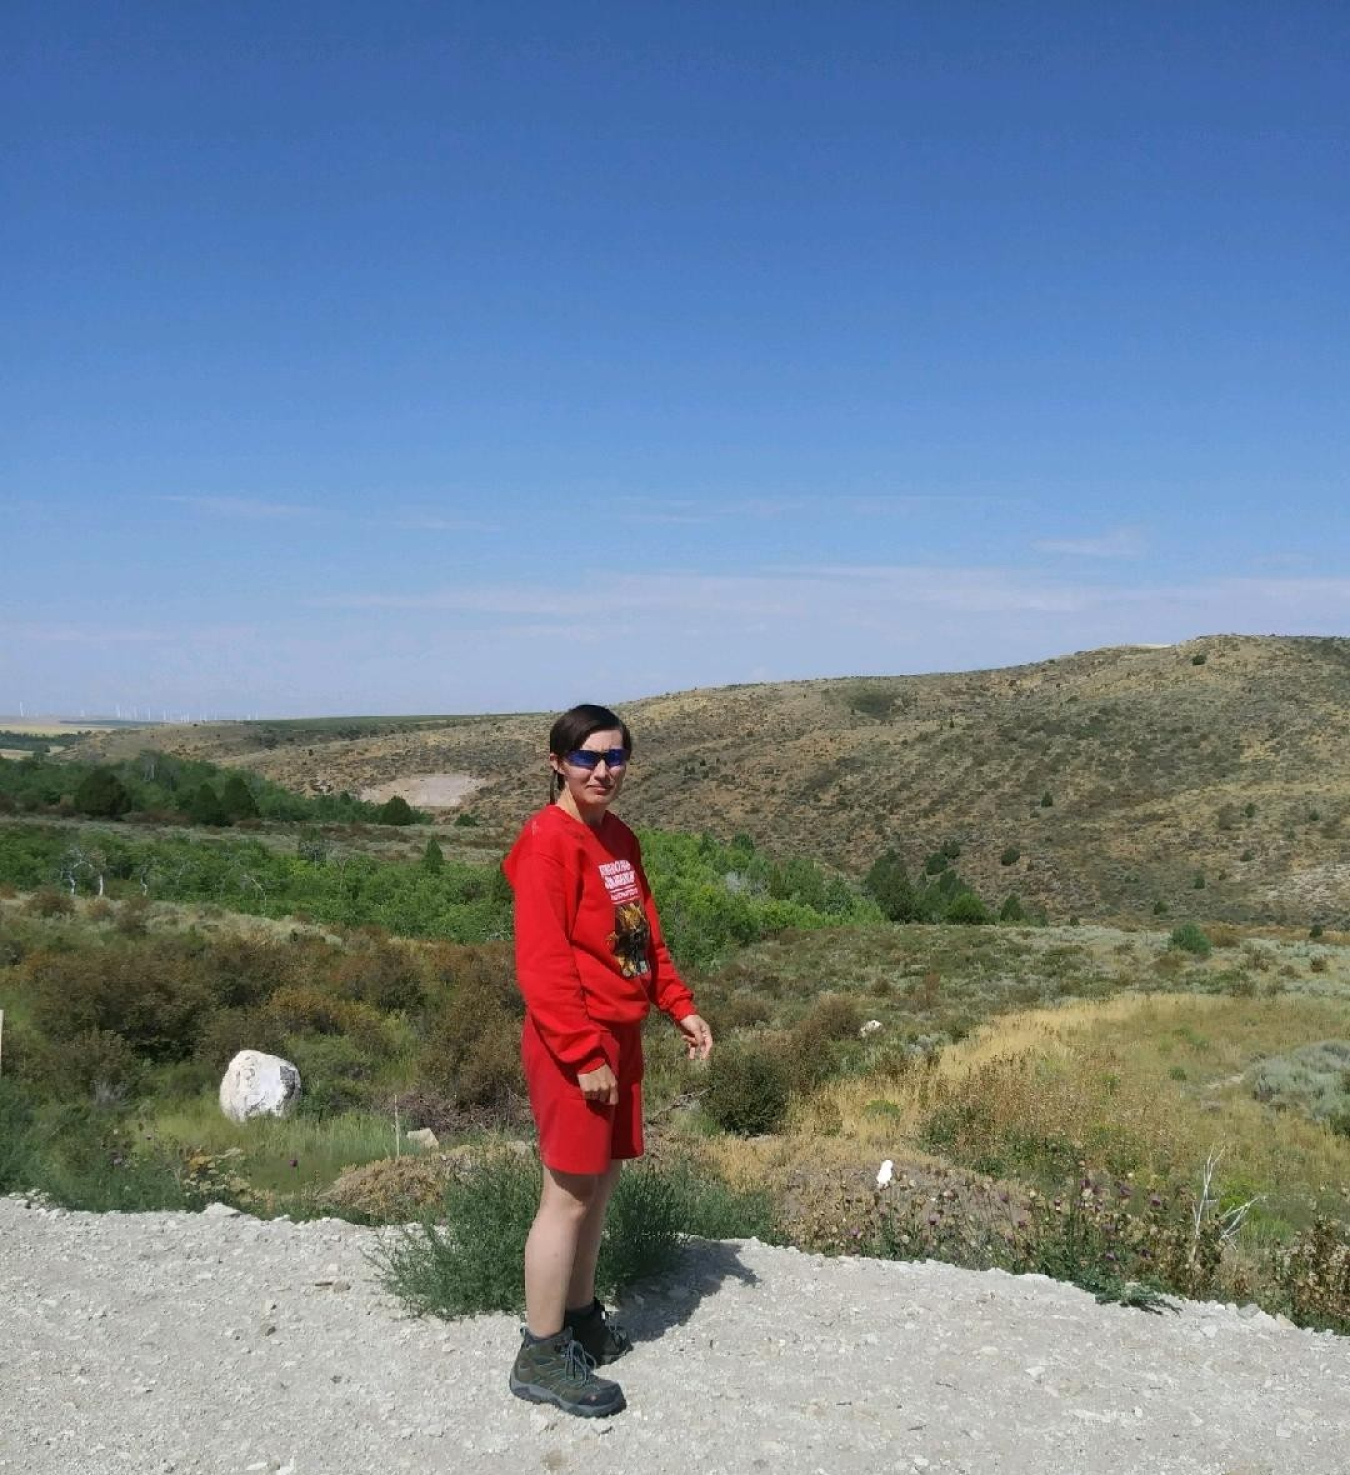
[566,1159,622,1312]
[523,1165,602,1338]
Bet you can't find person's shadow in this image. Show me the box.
[616,1237,760,1345]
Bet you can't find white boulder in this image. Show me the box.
[219,1050,302,1123]
[406,1127,439,1150]
[859,1019,884,1037]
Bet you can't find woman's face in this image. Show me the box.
[550,726,628,816]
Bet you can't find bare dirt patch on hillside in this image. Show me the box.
[359,773,485,810]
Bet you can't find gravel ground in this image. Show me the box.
[2,1195,1347,1475]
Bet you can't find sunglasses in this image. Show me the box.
[564,747,629,771]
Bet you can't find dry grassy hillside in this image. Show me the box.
[72,635,1350,925]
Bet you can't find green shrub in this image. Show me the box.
[703,1043,790,1135]
[24,887,74,918]
[945,892,993,925]
[1270,1219,1350,1333]
[193,1007,279,1075]
[220,773,260,821]
[27,939,216,1061]
[796,993,861,1043]
[288,1033,380,1116]
[655,1154,781,1242]
[372,1151,769,1320]
[422,838,445,873]
[418,944,525,1111]
[783,995,862,1092]
[0,1079,36,1192]
[372,1153,599,1317]
[73,767,131,819]
[1168,923,1212,958]
[186,785,230,827]
[864,851,921,922]
[377,796,416,826]
[1000,846,1021,867]
[596,1160,683,1291]
[115,895,153,936]
[60,1028,145,1105]
[719,993,772,1030]
[24,1106,195,1212]
[332,942,426,1013]
[0,924,27,966]
[998,893,1027,924]
[1251,1041,1350,1124]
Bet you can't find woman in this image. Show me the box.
[502,703,713,1418]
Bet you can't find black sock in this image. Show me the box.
[523,1326,564,1345]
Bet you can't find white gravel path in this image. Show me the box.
[2,1195,1347,1475]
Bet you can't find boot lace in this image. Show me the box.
[561,1336,599,1384]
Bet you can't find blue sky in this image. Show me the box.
[3,2,1347,717]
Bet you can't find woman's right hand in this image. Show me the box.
[577,1063,619,1106]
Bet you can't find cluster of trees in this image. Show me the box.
[0,751,426,828]
[0,823,882,961]
[639,829,882,970]
[864,846,1035,925]
[0,730,83,754]
[0,825,510,941]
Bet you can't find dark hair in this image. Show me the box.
[548,704,633,800]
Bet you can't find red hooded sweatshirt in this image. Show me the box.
[502,804,696,1074]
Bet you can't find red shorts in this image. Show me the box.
[521,1014,645,1175]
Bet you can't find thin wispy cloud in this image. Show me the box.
[308,566,1350,641]
[160,495,320,521]
[614,496,800,525]
[617,504,720,526]
[391,512,502,534]
[616,492,1025,525]
[1033,526,1146,558]
[311,566,1095,622]
[0,622,175,645]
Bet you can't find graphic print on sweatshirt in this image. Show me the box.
[598,858,651,979]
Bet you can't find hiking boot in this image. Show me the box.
[509,1328,626,1418]
[563,1297,633,1366]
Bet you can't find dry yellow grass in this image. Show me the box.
[685,992,1350,1231]
[812,992,1350,1220]
[0,719,102,736]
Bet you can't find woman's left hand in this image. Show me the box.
[677,1013,713,1060]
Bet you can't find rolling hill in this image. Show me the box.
[69,634,1350,926]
